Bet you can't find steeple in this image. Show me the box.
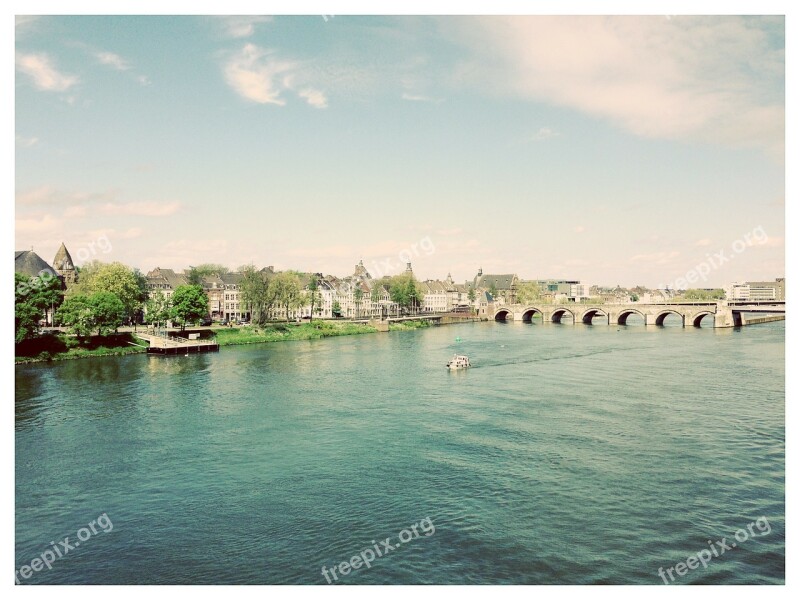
[53,242,77,285]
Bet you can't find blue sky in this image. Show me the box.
[15,15,784,287]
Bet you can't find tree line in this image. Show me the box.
[14,260,210,343]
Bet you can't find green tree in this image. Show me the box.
[145,290,172,330]
[307,278,320,322]
[516,282,542,305]
[388,274,422,315]
[56,294,95,338]
[271,272,302,322]
[88,291,126,335]
[488,282,498,298]
[170,285,209,330]
[354,286,363,319]
[332,301,342,318]
[79,262,143,323]
[14,270,64,337]
[240,265,275,325]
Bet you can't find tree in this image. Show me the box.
[388,274,422,315]
[79,262,143,324]
[307,278,320,322]
[14,270,64,339]
[332,301,342,318]
[145,290,172,330]
[56,294,95,338]
[516,282,542,305]
[240,265,275,325]
[488,282,499,298]
[88,292,126,335]
[354,287,363,319]
[170,285,209,330]
[270,272,302,322]
[187,263,230,285]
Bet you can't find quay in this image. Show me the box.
[136,332,220,355]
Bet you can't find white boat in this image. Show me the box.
[446,354,471,370]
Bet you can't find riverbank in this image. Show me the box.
[14,321,381,363]
[213,321,378,346]
[14,333,148,364]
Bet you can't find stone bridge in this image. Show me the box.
[491,302,779,328]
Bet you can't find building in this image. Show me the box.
[15,249,58,281]
[145,267,188,300]
[52,243,77,287]
[471,268,518,304]
[728,278,785,301]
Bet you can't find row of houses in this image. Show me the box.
[144,262,525,321]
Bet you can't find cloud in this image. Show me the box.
[574,225,586,233]
[97,202,182,217]
[695,238,713,246]
[16,52,78,91]
[440,16,784,156]
[221,16,273,38]
[137,75,151,86]
[402,92,444,104]
[15,213,60,235]
[16,186,118,207]
[16,134,39,147]
[223,44,327,107]
[95,51,130,71]
[223,44,295,105]
[531,127,560,141]
[629,250,681,265]
[298,87,328,108]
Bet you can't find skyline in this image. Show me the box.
[15,15,785,287]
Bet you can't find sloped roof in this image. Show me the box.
[52,243,75,272]
[476,274,517,290]
[15,250,57,278]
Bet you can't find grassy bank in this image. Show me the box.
[15,333,147,363]
[213,321,378,346]
[388,320,432,331]
[14,320,434,363]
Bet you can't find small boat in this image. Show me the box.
[446,354,471,370]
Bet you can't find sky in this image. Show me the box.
[15,15,785,288]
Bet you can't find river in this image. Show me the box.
[15,320,785,584]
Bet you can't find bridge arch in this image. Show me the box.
[655,310,685,326]
[580,308,609,325]
[550,307,575,323]
[616,308,646,325]
[494,307,514,322]
[690,312,715,327]
[521,307,544,322]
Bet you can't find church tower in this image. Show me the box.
[53,242,77,286]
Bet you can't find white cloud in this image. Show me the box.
[440,16,784,156]
[629,250,681,265]
[96,51,130,71]
[574,225,586,233]
[298,88,328,108]
[97,202,182,217]
[224,44,295,105]
[223,44,327,108]
[695,238,713,246]
[402,92,444,104]
[221,16,273,39]
[16,52,78,92]
[16,134,39,147]
[531,127,560,141]
[137,75,151,86]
